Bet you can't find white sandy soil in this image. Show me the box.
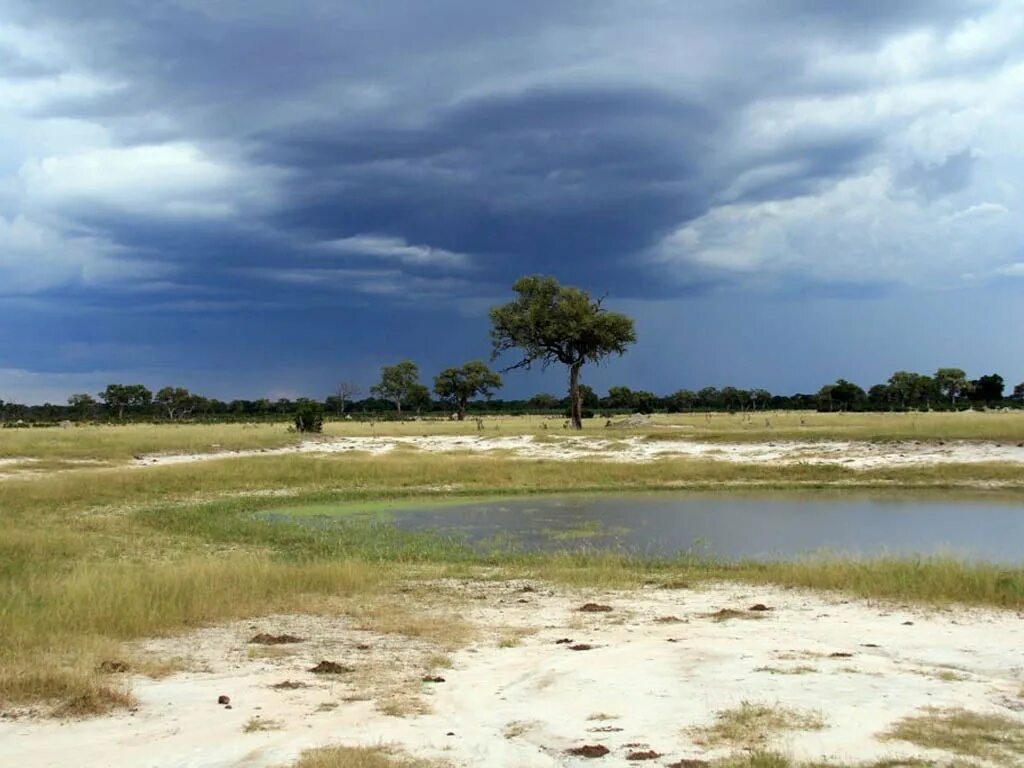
[131,434,1024,470]
[3,582,1022,768]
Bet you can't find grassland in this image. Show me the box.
[4,409,1024,462]
[1,415,1023,717]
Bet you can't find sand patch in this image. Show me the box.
[130,434,1024,470]
[2,582,1022,767]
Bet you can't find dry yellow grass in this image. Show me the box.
[288,745,438,768]
[694,701,826,748]
[3,414,1024,718]
[5,410,1024,463]
[882,707,1024,761]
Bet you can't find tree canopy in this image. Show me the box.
[490,275,636,429]
[370,361,424,414]
[433,361,502,420]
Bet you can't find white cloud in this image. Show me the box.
[20,143,279,219]
[251,265,473,299]
[0,214,162,293]
[652,165,1020,285]
[314,234,471,268]
[652,0,1024,290]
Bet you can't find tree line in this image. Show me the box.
[3,366,1022,428]
[2,277,1022,426]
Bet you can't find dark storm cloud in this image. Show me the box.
[1,0,1022,401]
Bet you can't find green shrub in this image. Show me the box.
[293,403,323,433]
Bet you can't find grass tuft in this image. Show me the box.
[694,701,826,748]
[882,707,1024,760]
[288,745,436,767]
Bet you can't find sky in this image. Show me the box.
[1,1,1023,404]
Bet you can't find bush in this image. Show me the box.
[293,403,324,433]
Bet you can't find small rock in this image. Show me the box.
[902,621,915,626]
[569,644,594,651]
[747,604,772,612]
[217,695,230,705]
[422,675,445,683]
[579,603,613,613]
[828,652,854,658]
[555,638,574,644]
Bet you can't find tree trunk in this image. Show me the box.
[457,397,466,421]
[569,363,583,430]
[395,399,402,415]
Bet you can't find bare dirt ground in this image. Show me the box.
[130,434,1024,470]
[3,581,1021,768]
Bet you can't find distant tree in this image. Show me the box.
[969,373,1005,406]
[293,400,323,433]
[719,386,743,412]
[868,383,894,410]
[527,393,560,410]
[371,360,422,415]
[666,389,698,413]
[631,390,659,414]
[887,371,934,410]
[934,368,969,408]
[328,380,362,415]
[406,383,433,415]
[1012,382,1024,404]
[830,379,867,411]
[604,386,635,410]
[697,387,721,410]
[98,384,152,420]
[577,384,600,410]
[154,387,198,421]
[433,361,503,420]
[490,275,636,430]
[748,389,771,411]
[67,393,97,420]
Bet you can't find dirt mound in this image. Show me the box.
[567,744,610,758]
[579,603,613,613]
[627,750,661,761]
[308,661,353,674]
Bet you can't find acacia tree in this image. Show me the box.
[490,275,636,430]
[154,387,198,420]
[433,361,502,421]
[370,360,422,416]
[98,384,152,420]
[934,368,968,408]
[67,393,97,420]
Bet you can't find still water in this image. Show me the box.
[376,494,1024,562]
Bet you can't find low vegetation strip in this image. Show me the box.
[4,411,1024,462]
[2,418,1024,718]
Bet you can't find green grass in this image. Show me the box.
[3,422,1024,716]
